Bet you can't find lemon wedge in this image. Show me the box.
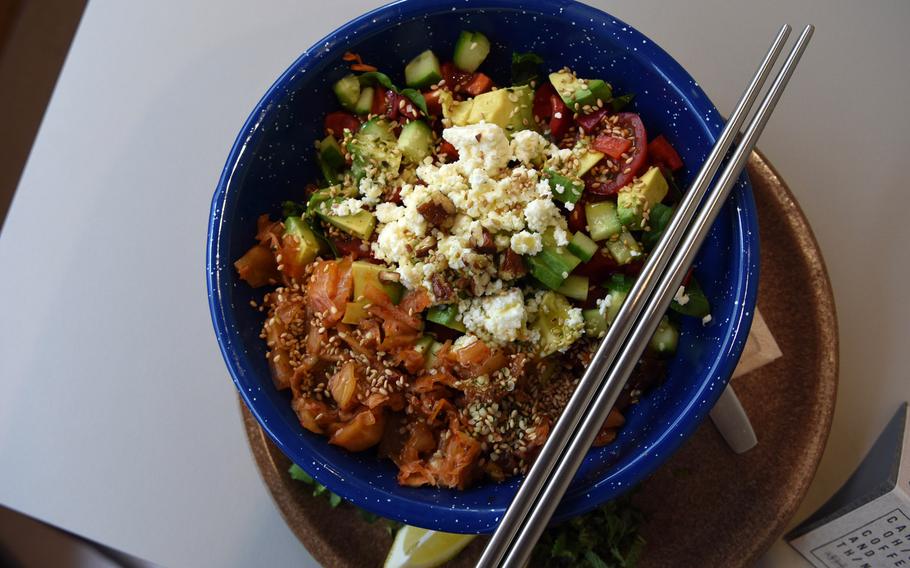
[384,525,476,568]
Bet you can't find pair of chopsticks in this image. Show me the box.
[478,24,814,568]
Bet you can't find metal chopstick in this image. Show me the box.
[477,24,812,568]
[494,24,816,568]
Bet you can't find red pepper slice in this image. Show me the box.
[647,135,684,171]
[330,236,373,260]
[549,94,570,139]
[324,111,361,139]
[592,134,632,159]
[438,140,459,161]
[441,62,473,92]
[575,108,608,134]
[567,200,587,233]
[422,89,444,116]
[585,112,648,195]
[370,87,387,115]
[463,73,493,96]
[533,83,557,120]
[573,247,619,277]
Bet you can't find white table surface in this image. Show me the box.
[1,1,907,566]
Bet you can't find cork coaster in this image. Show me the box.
[239,151,838,567]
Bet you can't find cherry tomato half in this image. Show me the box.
[585,112,648,195]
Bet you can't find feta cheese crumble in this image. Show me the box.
[458,288,528,344]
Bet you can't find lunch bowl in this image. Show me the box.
[207,0,758,533]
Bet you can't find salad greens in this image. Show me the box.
[289,463,645,566]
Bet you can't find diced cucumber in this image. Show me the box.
[557,274,589,301]
[641,202,674,249]
[397,120,434,163]
[404,49,442,89]
[317,135,345,170]
[604,273,634,294]
[426,304,466,333]
[316,136,345,186]
[530,291,583,357]
[545,169,584,204]
[648,316,679,354]
[605,290,627,325]
[348,118,401,182]
[453,31,491,73]
[585,201,622,241]
[604,229,642,265]
[582,308,608,338]
[528,246,582,289]
[353,86,374,115]
[670,277,711,317]
[567,232,598,262]
[358,118,397,143]
[333,74,361,110]
[526,256,565,290]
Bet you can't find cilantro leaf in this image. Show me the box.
[511,52,544,86]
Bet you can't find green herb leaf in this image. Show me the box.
[328,492,342,508]
[399,88,429,116]
[610,93,635,111]
[288,464,314,484]
[282,201,307,218]
[358,71,397,91]
[511,52,544,86]
[533,493,646,568]
[585,549,610,568]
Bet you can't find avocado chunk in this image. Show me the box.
[549,71,612,108]
[305,185,356,218]
[440,91,473,126]
[576,149,604,177]
[342,301,369,325]
[315,204,376,241]
[530,291,584,357]
[426,304,466,333]
[284,216,322,266]
[413,335,444,368]
[617,166,669,228]
[465,85,537,134]
[351,260,403,304]
[545,169,584,204]
[573,79,612,108]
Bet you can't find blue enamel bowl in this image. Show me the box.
[207,0,758,533]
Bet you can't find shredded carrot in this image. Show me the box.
[342,51,377,72]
